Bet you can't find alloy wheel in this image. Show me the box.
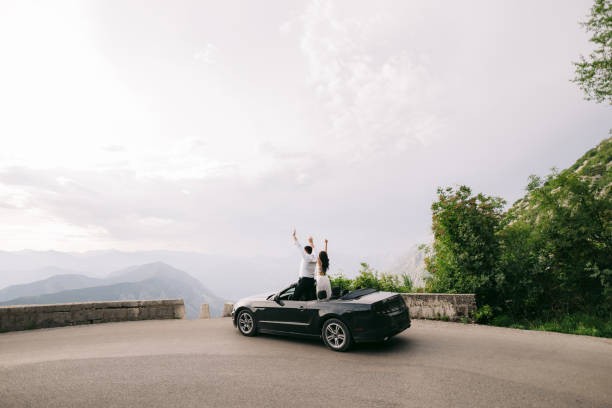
[325,322,346,349]
[238,311,254,334]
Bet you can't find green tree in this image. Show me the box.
[573,0,612,104]
[425,186,506,307]
[503,170,612,316]
[422,140,611,334]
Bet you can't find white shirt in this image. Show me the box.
[315,266,332,300]
[294,239,316,278]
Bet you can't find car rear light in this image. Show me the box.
[373,296,406,315]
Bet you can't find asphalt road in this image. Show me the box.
[0,319,611,408]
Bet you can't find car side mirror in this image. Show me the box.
[274,295,284,305]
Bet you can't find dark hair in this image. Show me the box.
[318,251,329,274]
[304,246,312,254]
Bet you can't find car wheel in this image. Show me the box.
[321,318,352,352]
[237,310,257,337]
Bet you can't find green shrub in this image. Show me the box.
[475,304,494,324]
[491,315,513,327]
[487,313,612,338]
[330,263,414,294]
[328,272,353,292]
[352,263,380,290]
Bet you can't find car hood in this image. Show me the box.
[237,292,275,302]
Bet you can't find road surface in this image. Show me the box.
[1,319,611,408]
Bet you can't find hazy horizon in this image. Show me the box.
[1,1,610,258]
[0,247,427,299]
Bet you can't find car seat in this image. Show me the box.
[330,286,341,299]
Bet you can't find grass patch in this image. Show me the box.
[487,313,612,338]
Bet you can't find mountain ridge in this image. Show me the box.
[0,262,226,318]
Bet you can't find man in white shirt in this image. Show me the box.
[292,229,316,301]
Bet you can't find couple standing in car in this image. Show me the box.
[292,229,332,301]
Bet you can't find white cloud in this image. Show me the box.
[0,0,608,259]
[296,0,443,156]
[193,43,218,64]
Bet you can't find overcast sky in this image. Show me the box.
[0,0,610,257]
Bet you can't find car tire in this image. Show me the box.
[321,318,352,352]
[237,310,257,337]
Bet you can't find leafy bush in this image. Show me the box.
[328,272,353,292]
[491,315,513,327]
[509,314,612,337]
[475,304,494,324]
[328,263,413,294]
[352,263,380,290]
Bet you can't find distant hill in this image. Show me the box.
[0,266,93,291]
[0,273,102,302]
[512,137,611,215]
[0,262,226,318]
[567,136,612,193]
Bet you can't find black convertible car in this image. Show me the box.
[231,284,411,351]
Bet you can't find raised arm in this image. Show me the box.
[324,239,328,252]
[293,229,308,259]
[293,229,302,251]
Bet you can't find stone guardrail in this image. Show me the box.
[199,302,233,319]
[401,293,476,321]
[212,294,476,321]
[0,299,186,333]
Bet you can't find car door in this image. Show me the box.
[297,300,320,335]
[279,300,320,334]
[254,298,321,335]
[260,300,308,333]
[251,287,305,332]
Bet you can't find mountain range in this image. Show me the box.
[0,262,226,318]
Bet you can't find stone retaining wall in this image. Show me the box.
[401,293,476,321]
[0,299,186,333]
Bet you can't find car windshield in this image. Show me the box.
[267,286,296,301]
[278,287,295,300]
